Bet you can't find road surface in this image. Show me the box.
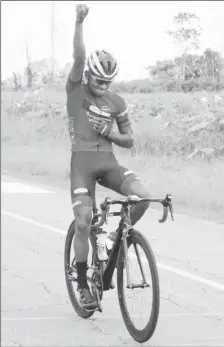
[2,175,224,346]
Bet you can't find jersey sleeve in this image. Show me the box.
[115,95,133,134]
[66,59,85,93]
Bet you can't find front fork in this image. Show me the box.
[122,226,132,288]
[122,212,149,289]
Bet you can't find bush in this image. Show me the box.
[110,77,224,94]
[2,89,223,161]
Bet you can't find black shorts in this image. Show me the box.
[70,151,139,202]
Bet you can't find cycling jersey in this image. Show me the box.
[66,69,131,152]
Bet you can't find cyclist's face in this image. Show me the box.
[88,74,112,97]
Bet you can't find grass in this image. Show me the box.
[2,89,224,224]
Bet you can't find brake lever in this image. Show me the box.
[165,194,174,221]
[159,194,174,223]
[159,206,168,223]
[165,193,172,205]
[100,196,111,211]
[104,204,110,225]
[168,201,174,221]
[104,199,111,225]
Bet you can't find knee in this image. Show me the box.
[71,191,93,235]
[132,184,151,199]
[75,208,92,235]
[137,188,151,199]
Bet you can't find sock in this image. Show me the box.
[76,261,89,289]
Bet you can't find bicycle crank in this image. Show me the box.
[91,268,104,313]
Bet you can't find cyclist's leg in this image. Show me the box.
[119,172,151,226]
[98,154,150,226]
[70,151,97,308]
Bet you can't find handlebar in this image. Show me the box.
[94,193,174,227]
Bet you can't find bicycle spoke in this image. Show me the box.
[133,243,149,286]
[122,233,132,288]
[123,244,153,326]
[71,256,76,267]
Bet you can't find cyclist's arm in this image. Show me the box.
[68,21,86,84]
[108,104,134,149]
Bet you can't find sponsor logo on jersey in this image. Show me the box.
[101,105,111,112]
[83,98,113,124]
[117,108,128,118]
[72,200,82,208]
[89,105,111,118]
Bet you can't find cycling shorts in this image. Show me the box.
[70,151,140,205]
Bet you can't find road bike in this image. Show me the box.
[64,193,174,343]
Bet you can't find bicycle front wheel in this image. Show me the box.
[117,229,160,343]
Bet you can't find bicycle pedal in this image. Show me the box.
[89,299,102,313]
[97,305,103,313]
[84,306,98,313]
[80,299,99,313]
[68,274,77,282]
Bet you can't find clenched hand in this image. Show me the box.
[89,116,111,137]
[76,4,89,23]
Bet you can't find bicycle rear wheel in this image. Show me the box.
[117,229,160,343]
[64,220,97,319]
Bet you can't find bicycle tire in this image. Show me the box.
[117,229,160,343]
[64,220,97,319]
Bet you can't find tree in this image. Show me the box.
[146,49,223,92]
[25,40,34,88]
[12,72,21,91]
[174,54,204,80]
[204,48,224,83]
[147,60,179,88]
[167,12,202,89]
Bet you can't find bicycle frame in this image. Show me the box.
[91,203,149,291]
[83,193,173,291]
[102,222,123,290]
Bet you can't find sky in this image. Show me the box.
[2,1,224,81]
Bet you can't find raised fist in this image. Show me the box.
[76,4,89,23]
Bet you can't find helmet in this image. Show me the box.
[87,50,119,81]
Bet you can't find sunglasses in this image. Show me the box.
[90,75,113,86]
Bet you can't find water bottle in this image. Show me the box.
[96,231,108,261]
[106,231,117,252]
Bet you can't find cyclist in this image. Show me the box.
[66,4,151,310]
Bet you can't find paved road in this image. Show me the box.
[2,175,224,346]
